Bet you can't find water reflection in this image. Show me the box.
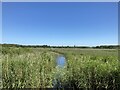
[53,55,66,88]
[56,56,66,68]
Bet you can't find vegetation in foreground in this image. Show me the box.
[1,47,59,88]
[1,45,120,89]
[53,48,120,89]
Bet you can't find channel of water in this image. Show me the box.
[53,55,66,88]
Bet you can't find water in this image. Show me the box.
[53,55,66,88]
[56,56,66,68]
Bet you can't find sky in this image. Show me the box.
[2,2,118,46]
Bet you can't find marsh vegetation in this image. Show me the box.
[1,45,120,89]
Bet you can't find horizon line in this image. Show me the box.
[0,43,118,47]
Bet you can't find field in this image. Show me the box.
[1,46,120,89]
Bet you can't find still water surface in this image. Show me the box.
[53,55,66,88]
[56,56,66,67]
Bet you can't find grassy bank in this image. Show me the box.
[52,48,120,89]
[1,47,120,89]
[1,47,58,88]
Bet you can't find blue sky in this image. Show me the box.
[2,2,118,46]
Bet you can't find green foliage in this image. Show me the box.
[53,48,120,89]
[1,47,120,89]
[2,47,58,88]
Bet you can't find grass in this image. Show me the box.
[52,48,120,89]
[2,47,58,88]
[1,47,120,89]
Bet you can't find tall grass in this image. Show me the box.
[2,47,58,88]
[53,48,120,89]
[1,47,120,89]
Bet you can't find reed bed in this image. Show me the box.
[1,47,120,89]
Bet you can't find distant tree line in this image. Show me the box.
[0,43,119,49]
[92,45,119,49]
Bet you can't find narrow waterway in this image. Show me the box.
[53,55,66,88]
[56,55,66,68]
